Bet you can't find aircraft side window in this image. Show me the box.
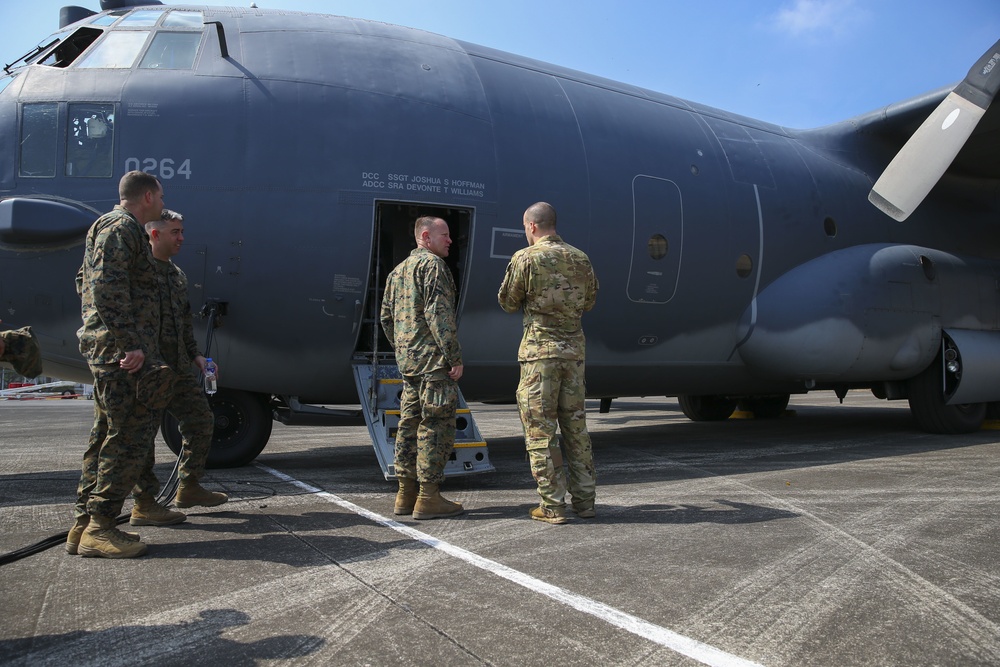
[19,103,58,178]
[648,234,668,260]
[736,254,754,278]
[76,31,150,69]
[66,103,115,178]
[139,32,203,70]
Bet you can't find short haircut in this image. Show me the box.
[414,215,441,237]
[119,170,161,201]
[525,202,557,230]
[146,208,183,234]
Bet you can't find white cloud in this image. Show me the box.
[773,0,865,37]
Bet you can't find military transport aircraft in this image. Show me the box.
[1,0,999,470]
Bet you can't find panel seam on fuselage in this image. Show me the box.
[729,184,764,359]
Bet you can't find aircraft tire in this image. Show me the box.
[678,394,738,421]
[737,395,790,419]
[161,389,274,468]
[906,360,985,434]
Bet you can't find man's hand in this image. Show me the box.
[448,364,464,381]
[194,355,218,378]
[120,349,145,374]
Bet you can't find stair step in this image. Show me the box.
[352,361,494,480]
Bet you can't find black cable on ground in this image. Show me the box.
[0,452,183,566]
[1,302,228,566]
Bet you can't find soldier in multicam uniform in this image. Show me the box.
[70,170,167,558]
[380,216,465,520]
[0,324,43,379]
[498,202,599,525]
[134,209,227,514]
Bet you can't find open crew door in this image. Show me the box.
[352,201,493,480]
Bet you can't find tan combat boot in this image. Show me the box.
[530,506,568,525]
[78,515,148,558]
[66,515,139,555]
[394,477,418,515]
[130,494,187,526]
[174,480,228,508]
[412,482,464,520]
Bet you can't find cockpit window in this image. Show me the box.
[8,9,205,74]
[35,28,103,68]
[163,11,204,28]
[117,10,165,27]
[19,103,58,178]
[139,32,202,69]
[67,103,115,178]
[91,14,122,27]
[76,31,150,69]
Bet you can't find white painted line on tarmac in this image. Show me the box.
[256,463,764,667]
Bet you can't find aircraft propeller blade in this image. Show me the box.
[869,38,1000,221]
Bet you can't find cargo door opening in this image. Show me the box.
[355,200,473,357]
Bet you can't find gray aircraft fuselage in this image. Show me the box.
[2,2,999,464]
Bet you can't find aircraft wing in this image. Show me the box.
[853,83,1000,180]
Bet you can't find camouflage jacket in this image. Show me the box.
[156,258,200,371]
[76,205,162,366]
[381,247,463,376]
[498,234,597,361]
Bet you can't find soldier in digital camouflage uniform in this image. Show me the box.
[69,170,167,558]
[380,216,465,520]
[69,209,230,545]
[0,325,43,379]
[134,209,227,513]
[498,202,598,525]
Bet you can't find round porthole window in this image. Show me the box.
[736,254,753,278]
[648,234,668,260]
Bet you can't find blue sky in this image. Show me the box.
[6,0,999,128]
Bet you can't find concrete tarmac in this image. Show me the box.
[1,392,999,666]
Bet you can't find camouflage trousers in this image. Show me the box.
[395,371,457,484]
[77,368,215,512]
[516,358,596,511]
[75,363,159,520]
[134,368,215,496]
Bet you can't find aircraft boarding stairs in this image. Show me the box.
[352,358,494,480]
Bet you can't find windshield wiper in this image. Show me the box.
[4,38,59,75]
